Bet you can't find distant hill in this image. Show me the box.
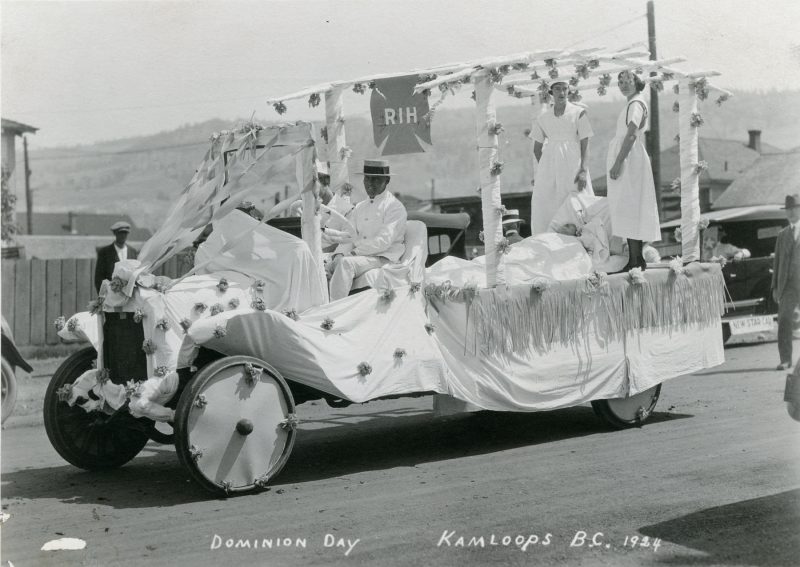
[23,90,800,231]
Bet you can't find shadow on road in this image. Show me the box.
[639,488,800,566]
[2,406,690,508]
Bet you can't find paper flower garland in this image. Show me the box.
[694,160,709,175]
[394,348,407,359]
[243,362,262,386]
[88,296,105,315]
[212,325,227,339]
[339,146,353,161]
[379,288,396,302]
[125,380,143,399]
[425,323,436,335]
[497,237,512,255]
[308,93,321,108]
[180,318,192,332]
[154,366,170,377]
[142,340,157,355]
[670,177,682,193]
[319,126,328,143]
[96,368,110,385]
[698,216,710,231]
[357,362,372,376]
[54,316,66,331]
[133,309,145,323]
[673,226,682,243]
[567,89,582,103]
[280,413,300,430]
[489,122,504,136]
[352,83,366,94]
[251,298,266,311]
[67,318,80,332]
[669,257,686,275]
[692,77,709,100]
[490,161,504,176]
[273,102,287,115]
[155,318,169,331]
[690,113,704,128]
[320,317,335,330]
[478,230,485,243]
[194,302,207,313]
[210,303,224,316]
[673,101,680,113]
[254,280,266,292]
[283,308,299,320]
[216,278,229,293]
[228,298,240,309]
[715,94,729,106]
[410,282,421,293]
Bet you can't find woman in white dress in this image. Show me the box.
[530,80,595,234]
[607,71,661,271]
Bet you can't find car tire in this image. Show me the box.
[1,357,18,425]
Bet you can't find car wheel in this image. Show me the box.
[1,357,18,425]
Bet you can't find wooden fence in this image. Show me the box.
[1,254,188,346]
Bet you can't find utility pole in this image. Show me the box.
[23,136,33,234]
[647,0,663,219]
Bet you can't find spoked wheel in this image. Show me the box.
[174,356,297,495]
[591,384,662,429]
[1,357,18,425]
[44,346,151,469]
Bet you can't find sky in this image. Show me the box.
[2,0,799,149]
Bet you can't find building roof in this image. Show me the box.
[711,150,800,209]
[16,212,152,240]
[1,118,38,135]
[592,135,783,193]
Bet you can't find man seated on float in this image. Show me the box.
[502,209,525,244]
[289,160,355,252]
[325,159,407,300]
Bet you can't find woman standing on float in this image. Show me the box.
[530,79,594,234]
[607,70,661,270]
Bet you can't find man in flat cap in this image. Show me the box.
[325,159,407,300]
[772,194,800,370]
[94,221,138,292]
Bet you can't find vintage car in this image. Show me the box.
[2,315,33,424]
[658,205,792,343]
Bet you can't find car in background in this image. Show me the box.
[658,205,793,344]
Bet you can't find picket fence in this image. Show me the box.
[1,254,190,346]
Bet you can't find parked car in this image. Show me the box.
[1,315,33,424]
[658,205,793,343]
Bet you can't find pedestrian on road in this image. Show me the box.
[771,193,800,370]
[94,221,138,292]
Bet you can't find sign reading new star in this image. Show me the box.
[370,75,432,156]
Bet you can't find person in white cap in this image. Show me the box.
[326,159,407,300]
[530,78,595,235]
[94,220,138,292]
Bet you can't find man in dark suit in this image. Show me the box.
[94,221,138,292]
[771,194,800,370]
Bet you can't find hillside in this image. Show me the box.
[22,90,800,232]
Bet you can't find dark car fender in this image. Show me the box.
[1,334,33,373]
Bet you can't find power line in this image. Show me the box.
[563,13,646,50]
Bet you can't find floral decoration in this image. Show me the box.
[710,255,728,268]
[478,230,485,243]
[548,67,559,79]
[410,282,421,293]
[154,366,170,377]
[133,309,145,323]
[210,303,224,316]
[596,85,607,96]
[352,82,366,94]
[273,101,287,115]
[692,77,709,100]
[569,76,580,87]
[698,216,710,231]
[497,237,512,255]
[320,317,335,330]
[530,70,540,80]
[567,89,582,103]
[512,62,529,71]
[673,226,682,243]
[194,302,207,313]
[216,277,229,293]
[88,296,105,315]
[379,288,396,302]
[67,318,80,332]
[180,318,192,332]
[96,368,110,385]
[339,146,353,161]
[490,160,504,176]
[280,413,300,430]
[251,297,266,311]
[56,383,73,402]
[394,348,407,359]
[341,182,354,196]
[673,84,680,95]
[690,112,704,128]
[320,126,328,143]
[531,277,552,293]
[282,308,299,320]
[628,267,647,285]
[142,340,157,355]
[715,94,729,106]
[694,160,709,175]
[669,257,686,275]
[490,122,504,136]
[308,93,321,108]
[254,279,266,292]
[153,318,168,331]
[228,298,240,309]
[574,63,590,79]
[357,362,372,376]
[424,323,436,335]
[650,79,664,92]
[670,177,682,193]
[125,380,144,399]
[672,101,680,113]
[54,316,66,331]
[212,325,227,339]
[243,362,262,386]
[109,276,128,294]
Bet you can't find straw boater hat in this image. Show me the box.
[501,209,524,226]
[357,159,392,177]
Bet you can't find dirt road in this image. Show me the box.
[2,340,799,566]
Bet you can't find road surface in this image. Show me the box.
[2,340,799,566]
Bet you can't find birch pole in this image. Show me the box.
[474,71,506,287]
[325,87,360,204]
[529,96,540,202]
[678,78,701,261]
[297,144,329,302]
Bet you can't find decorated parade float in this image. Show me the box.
[46,47,733,494]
